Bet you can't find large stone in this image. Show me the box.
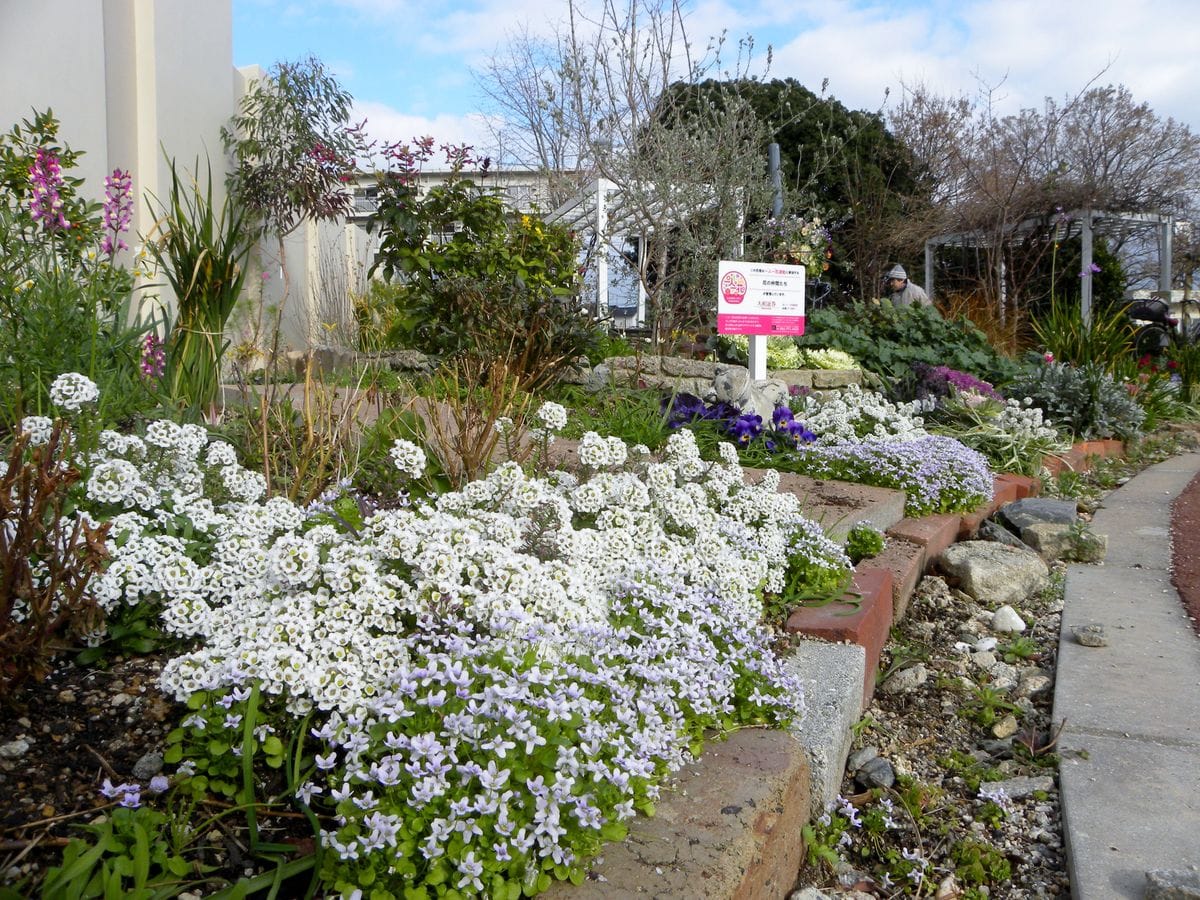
[660,356,722,379]
[937,541,1049,606]
[1146,865,1200,899]
[879,662,928,695]
[997,497,1078,533]
[977,517,1035,552]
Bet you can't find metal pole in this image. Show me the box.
[769,143,783,218]
[1160,215,1174,295]
[1081,210,1094,328]
[748,144,784,382]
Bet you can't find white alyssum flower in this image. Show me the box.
[19,416,54,446]
[388,439,427,479]
[48,372,99,412]
[534,401,568,433]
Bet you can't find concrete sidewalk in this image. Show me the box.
[1053,452,1200,899]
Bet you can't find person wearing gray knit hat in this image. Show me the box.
[883,264,931,308]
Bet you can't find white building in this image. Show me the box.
[0,1,239,265]
[0,5,571,356]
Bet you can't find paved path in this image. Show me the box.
[1053,452,1200,898]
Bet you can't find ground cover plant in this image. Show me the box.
[3,375,861,897]
[659,386,994,517]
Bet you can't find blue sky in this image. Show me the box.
[233,0,1200,158]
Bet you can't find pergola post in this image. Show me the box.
[924,241,934,301]
[1160,216,1174,295]
[1080,209,1094,327]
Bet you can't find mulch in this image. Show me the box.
[1170,471,1200,637]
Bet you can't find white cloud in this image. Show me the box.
[352,99,497,158]
[238,0,1200,138]
[756,0,1200,130]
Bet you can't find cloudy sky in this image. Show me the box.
[233,0,1200,156]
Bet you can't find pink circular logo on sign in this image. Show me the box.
[720,270,748,304]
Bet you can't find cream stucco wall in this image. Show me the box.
[0,0,235,262]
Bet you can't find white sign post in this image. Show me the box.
[716,261,807,381]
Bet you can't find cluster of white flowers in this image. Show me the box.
[992,397,1060,442]
[575,431,628,469]
[388,438,427,479]
[19,415,54,446]
[42,380,853,893]
[48,372,100,412]
[68,405,840,720]
[795,384,929,444]
[534,401,568,432]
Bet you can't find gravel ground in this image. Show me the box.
[789,568,1070,899]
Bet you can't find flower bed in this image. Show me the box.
[11,378,859,897]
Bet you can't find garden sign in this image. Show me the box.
[717,260,807,379]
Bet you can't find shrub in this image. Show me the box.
[1009,359,1145,440]
[0,422,110,701]
[795,300,1022,387]
[369,150,598,390]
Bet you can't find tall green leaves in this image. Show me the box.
[1031,296,1135,373]
[146,159,252,417]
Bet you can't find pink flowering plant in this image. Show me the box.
[0,112,163,427]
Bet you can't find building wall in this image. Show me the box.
[0,0,236,246]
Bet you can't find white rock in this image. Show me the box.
[880,663,929,695]
[973,636,999,652]
[991,605,1027,633]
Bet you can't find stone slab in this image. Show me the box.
[546,727,811,900]
[784,640,866,810]
[1058,731,1200,900]
[1055,565,1200,743]
[1053,452,1200,900]
[743,469,907,541]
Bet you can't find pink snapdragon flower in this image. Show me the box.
[28,149,69,231]
[100,168,133,256]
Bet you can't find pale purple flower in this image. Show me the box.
[100,168,133,256]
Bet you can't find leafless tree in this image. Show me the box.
[477,0,777,342]
[886,73,1200,316]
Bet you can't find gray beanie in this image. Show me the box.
[886,265,907,280]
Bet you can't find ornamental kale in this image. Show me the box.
[896,363,1003,405]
